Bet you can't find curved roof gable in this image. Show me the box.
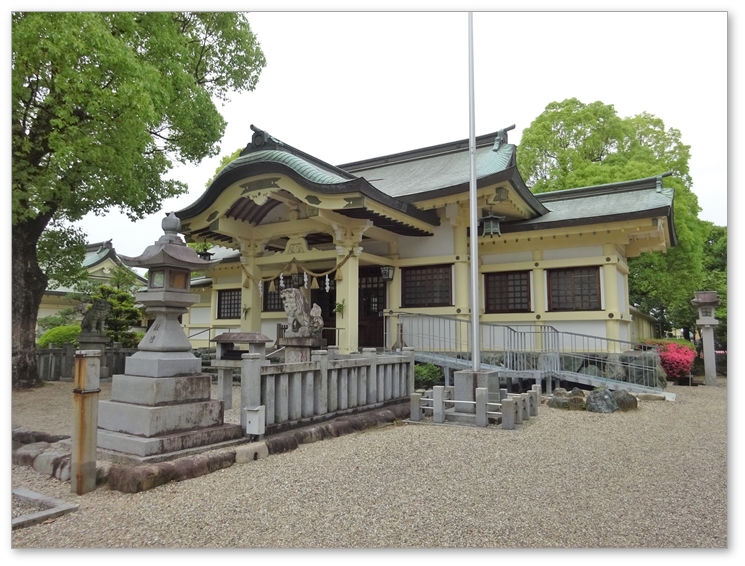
[176,126,440,236]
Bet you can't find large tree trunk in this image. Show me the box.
[12,216,51,389]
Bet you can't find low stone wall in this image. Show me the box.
[35,343,138,381]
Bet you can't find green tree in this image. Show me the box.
[109,264,143,294]
[517,99,707,332]
[205,147,243,187]
[12,12,266,388]
[92,284,144,348]
[700,223,727,348]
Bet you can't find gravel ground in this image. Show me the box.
[11,379,728,548]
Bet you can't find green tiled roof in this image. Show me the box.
[216,150,354,186]
[342,143,515,199]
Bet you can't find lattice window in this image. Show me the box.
[263,280,284,312]
[401,265,452,308]
[485,271,531,313]
[217,289,241,319]
[548,267,600,311]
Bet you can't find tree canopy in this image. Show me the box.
[517,98,711,334]
[12,12,266,388]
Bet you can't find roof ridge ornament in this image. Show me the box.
[492,124,516,151]
[242,124,285,155]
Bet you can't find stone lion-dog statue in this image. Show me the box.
[80,298,111,334]
[280,288,324,338]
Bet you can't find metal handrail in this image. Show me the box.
[386,311,664,390]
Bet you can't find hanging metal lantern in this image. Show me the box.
[480,206,506,238]
[380,265,395,281]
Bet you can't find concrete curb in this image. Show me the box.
[12,487,79,531]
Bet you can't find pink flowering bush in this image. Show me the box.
[645,341,697,380]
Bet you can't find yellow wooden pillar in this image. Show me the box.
[388,241,401,349]
[451,206,471,352]
[335,245,361,354]
[602,244,620,343]
[239,239,264,333]
[532,249,545,349]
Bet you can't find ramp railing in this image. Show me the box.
[385,312,665,391]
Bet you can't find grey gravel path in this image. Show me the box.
[11,379,727,548]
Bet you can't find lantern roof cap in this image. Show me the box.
[119,212,221,270]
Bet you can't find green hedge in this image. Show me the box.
[414,363,442,390]
[37,324,81,348]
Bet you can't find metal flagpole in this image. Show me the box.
[467,12,480,371]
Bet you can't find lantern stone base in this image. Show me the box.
[97,424,243,460]
[124,350,202,378]
[97,373,243,460]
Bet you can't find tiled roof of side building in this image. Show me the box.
[502,175,678,245]
[341,139,515,199]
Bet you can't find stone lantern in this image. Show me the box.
[119,212,217,376]
[96,212,243,461]
[691,291,721,387]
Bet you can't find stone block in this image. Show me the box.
[32,450,70,478]
[108,462,177,493]
[235,442,269,463]
[13,442,50,466]
[292,427,327,445]
[98,399,224,437]
[171,452,235,480]
[323,420,354,437]
[586,388,618,413]
[613,389,638,411]
[265,435,299,455]
[96,461,114,485]
[97,424,243,457]
[110,374,211,406]
[637,393,666,401]
[547,397,569,409]
[124,351,202,378]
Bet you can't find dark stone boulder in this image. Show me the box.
[613,390,638,411]
[108,462,177,494]
[265,435,299,455]
[12,442,50,466]
[569,387,585,398]
[171,452,235,481]
[567,396,586,411]
[345,413,379,432]
[387,403,410,420]
[578,364,603,377]
[293,426,327,445]
[371,409,397,424]
[547,396,569,409]
[12,428,69,445]
[323,420,354,438]
[585,388,618,413]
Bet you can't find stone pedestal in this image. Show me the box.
[453,369,498,413]
[279,337,327,363]
[77,332,110,378]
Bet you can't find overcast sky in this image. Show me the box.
[72,10,729,260]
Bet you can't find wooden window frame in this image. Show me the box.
[217,288,241,319]
[547,267,601,311]
[262,280,285,312]
[484,271,531,313]
[401,264,453,308]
